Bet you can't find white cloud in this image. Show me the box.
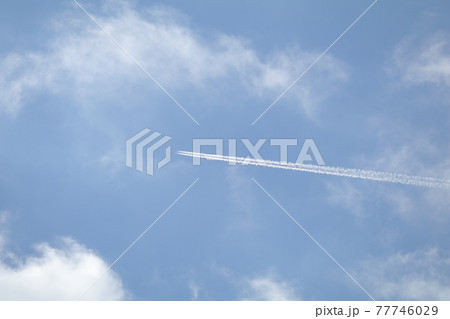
[0,2,346,117]
[224,166,261,232]
[359,248,450,300]
[0,210,8,225]
[0,210,9,251]
[188,279,200,300]
[241,271,300,301]
[326,181,366,216]
[364,124,450,220]
[327,119,450,221]
[208,263,300,300]
[0,237,126,300]
[326,33,450,221]
[392,33,450,87]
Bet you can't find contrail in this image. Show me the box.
[177,151,450,189]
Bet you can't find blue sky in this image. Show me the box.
[0,0,450,300]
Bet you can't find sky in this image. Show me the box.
[0,0,449,301]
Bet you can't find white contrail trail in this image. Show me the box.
[177,151,450,189]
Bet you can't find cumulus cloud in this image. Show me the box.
[359,248,450,300]
[241,271,300,301]
[391,33,450,87]
[0,1,346,116]
[0,237,126,300]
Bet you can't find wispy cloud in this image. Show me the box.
[225,166,261,232]
[0,210,10,251]
[207,263,300,301]
[359,248,450,300]
[326,181,366,216]
[361,121,449,219]
[0,2,346,117]
[241,270,300,301]
[391,33,450,87]
[188,279,200,300]
[326,113,450,220]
